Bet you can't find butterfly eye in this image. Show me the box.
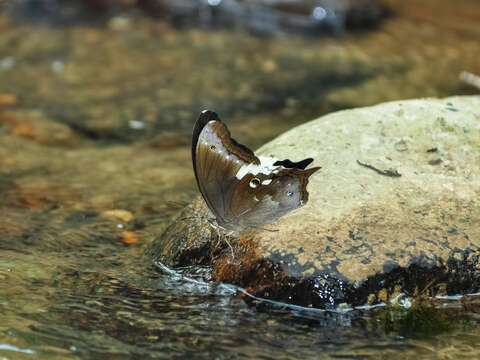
[249,178,260,188]
[210,145,216,150]
[287,191,293,197]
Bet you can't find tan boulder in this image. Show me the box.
[147,96,480,309]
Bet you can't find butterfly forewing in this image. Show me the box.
[194,117,257,228]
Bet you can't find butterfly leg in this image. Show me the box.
[215,228,235,260]
[223,234,235,261]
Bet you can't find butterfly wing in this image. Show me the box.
[192,110,320,232]
[192,110,259,228]
[229,167,319,230]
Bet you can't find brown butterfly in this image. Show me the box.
[192,110,320,233]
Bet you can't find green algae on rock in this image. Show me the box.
[147,95,480,309]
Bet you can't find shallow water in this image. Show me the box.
[1,0,480,359]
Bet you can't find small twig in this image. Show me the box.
[356,160,402,177]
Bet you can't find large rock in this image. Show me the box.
[147,96,480,309]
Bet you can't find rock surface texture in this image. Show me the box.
[147,96,480,309]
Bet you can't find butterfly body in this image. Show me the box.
[192,110,320,233]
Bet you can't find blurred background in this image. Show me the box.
[0,1,480,359]
[1,0,479,150]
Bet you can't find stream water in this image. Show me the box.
[1,0,479,358]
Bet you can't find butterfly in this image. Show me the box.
[192,110,320,233]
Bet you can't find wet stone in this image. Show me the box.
[102,209,134,223]
[147,95,480,309]
[0,109,81,147]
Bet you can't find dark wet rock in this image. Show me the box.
[139,0,389,34]
[5,0,388,34]
[146,96,480,309]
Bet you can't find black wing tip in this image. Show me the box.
[200,109,217,115]
[198,109,220,123]
[193,110,221,138]
[192,110,221,158]
[274,158,315,170]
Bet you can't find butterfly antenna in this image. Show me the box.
[250,225,279,232]
[179,215,195,221]
[165,200,190,209]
